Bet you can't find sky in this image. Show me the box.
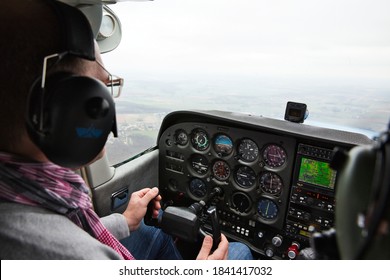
[104,0,390,82]
[101,0,390,133]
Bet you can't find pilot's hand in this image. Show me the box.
[196,234,229,260]
[123,187,161,231]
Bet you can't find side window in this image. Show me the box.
[100,6,168,166]
[104,116,162,166]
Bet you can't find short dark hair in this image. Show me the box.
[0,0,86,151]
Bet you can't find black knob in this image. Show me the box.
[310,228,340,259]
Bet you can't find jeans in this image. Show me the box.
[120,220,183,260]
[120,220,253,260]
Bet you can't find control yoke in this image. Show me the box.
[144,187,222,251]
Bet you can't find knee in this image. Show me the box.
[228,242,253,260]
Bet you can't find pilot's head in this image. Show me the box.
[0,0,117,168]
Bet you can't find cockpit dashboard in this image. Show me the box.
[157,110,373,259]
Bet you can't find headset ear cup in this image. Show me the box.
[26,73,116,168]
[26,77,43,142]
[26,72,70,145]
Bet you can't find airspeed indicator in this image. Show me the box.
[191,129,210,151]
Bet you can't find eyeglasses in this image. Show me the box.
[105,74,124,98]
[38,52,120,137]
[96,60,124,98]
[41,52,124,99]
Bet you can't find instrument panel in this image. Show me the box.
[157,110,373,259]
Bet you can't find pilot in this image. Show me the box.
[0,0,252,260]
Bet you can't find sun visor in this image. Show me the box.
[78,4,103,40]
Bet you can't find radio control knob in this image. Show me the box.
[271,235,283,247]
[287,242,300,259]
[306,197,314,205]
[265,247,274,258]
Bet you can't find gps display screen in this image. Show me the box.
[298,157,337,190]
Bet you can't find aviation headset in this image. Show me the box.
[26,0,117,168]
[333,122,390,259]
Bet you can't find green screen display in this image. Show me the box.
[298,157,337,189]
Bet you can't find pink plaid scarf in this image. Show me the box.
[0,152,134,260]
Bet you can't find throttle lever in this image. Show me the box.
[200,206,221,251]
[144,190,160,227]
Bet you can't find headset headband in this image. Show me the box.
[47,0,95,60]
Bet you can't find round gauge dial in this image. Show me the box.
[234,165,256,188]
[232,192,252,213]
[263,144,287,168]
[237,139,259,162]
[191,129,210,151]
[190,154,209,175]
[175,129,188,146]
[257,198,278,220]
[189,178,207,198]
[214,134,233,156]
[212,160,231,181]
[259,172,283,195]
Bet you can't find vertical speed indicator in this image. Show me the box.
[234,165,256,188]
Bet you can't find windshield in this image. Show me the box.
[103,0,390,165]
